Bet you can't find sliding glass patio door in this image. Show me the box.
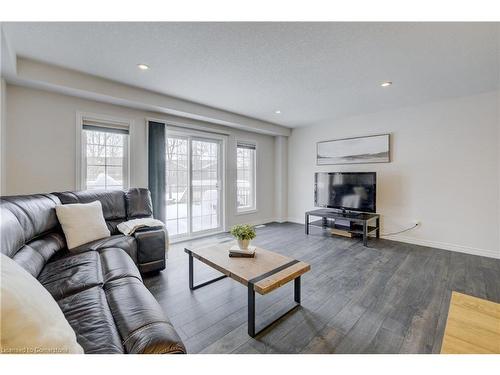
[165,130,223,239]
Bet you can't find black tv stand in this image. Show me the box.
[305,209,380,246]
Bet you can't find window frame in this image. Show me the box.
[235,140,257,215]
[146,117,229,237]
[76,112,132,191]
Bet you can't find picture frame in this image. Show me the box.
[316,134,390,165]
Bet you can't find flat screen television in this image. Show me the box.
[314,172,376,213]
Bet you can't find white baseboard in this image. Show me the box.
[285,217,500,260]
[274,218,288,224]
[387,234,500,259]
[169,218,278,245]
[231,217,278,228]
[287,217,305,225]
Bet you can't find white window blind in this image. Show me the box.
[236,142,256,150]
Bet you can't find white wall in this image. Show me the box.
[497,91,500,254]
[5,84,277,228]
[288,91,500,259]
[0,78,6,195]
[274,136,288,222]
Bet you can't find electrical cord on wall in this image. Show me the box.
[380,223,419,237]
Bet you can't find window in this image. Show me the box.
[81,119,129,190]
[236,141,256,212]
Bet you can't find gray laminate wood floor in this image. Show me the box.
[143,222,500,354]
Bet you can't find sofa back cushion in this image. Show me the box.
[0,194,62,258]
[125,188,153,219]
[1,194,67,277]
[0,203,26,259]
[1,194,61,245]
[54,190,127,221]
[11,233,66,278]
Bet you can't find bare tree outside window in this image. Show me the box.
[165,137,189,236]
[236,144,256,212]
[165,135,221,237]
[83,129,128,190]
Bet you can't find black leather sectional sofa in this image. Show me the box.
[0,188,186,354]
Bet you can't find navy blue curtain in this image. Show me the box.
[148,121,166,223]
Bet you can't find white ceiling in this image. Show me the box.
[2,22,499,128]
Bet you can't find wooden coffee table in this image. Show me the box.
[184,242,311,337]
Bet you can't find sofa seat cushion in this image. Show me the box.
[38,251,103,300]
[99,247,142,283]
[57,286,124,354]
[70,234,138,264]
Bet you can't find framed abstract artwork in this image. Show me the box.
[316,134,390,165]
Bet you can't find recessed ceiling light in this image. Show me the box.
[275,110,281,114]
[381,81,392,87]
[137,64,150,70]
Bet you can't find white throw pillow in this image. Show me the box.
[0,254,84,354]
[55,200,110,250]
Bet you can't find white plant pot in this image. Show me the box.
[237,239,250,250]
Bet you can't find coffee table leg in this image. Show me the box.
[363,221,368,247]
[248,284,256,337]
[188,251,194,290]
[185,248,227,290]
[247,276,302,338]
[294,276,301,304]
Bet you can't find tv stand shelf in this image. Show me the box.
[305,209,380,246]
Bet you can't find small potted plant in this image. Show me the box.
[230,224,256,250]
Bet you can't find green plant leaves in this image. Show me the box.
[229,224,256,240]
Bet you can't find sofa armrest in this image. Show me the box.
[126,322,187,354]
[105,277,186,354]
[134,227,167,273]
